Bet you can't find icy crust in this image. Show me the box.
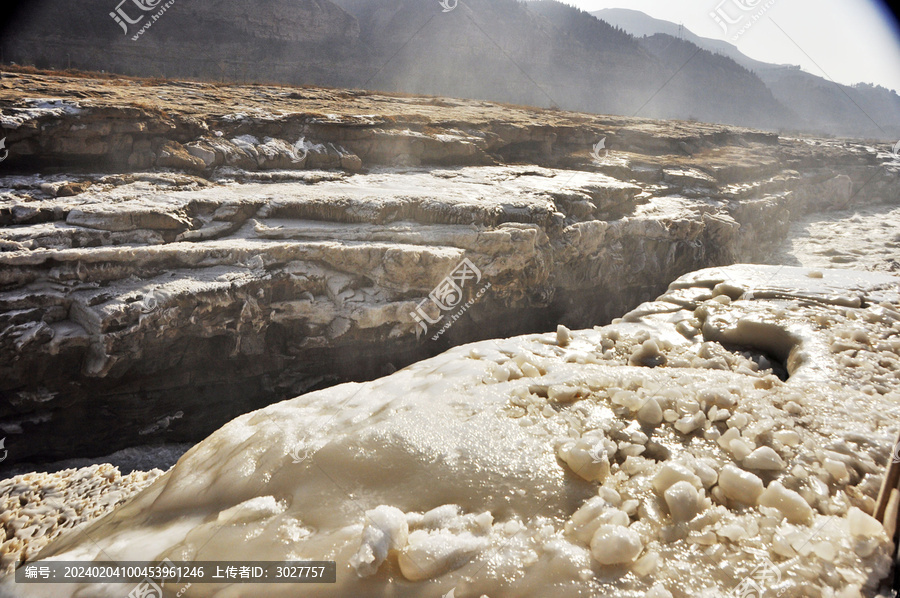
[0,466,162,575]
[8,265,900,598]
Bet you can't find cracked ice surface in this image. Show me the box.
[6,265,900,598]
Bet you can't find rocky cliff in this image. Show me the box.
[0,70,898,466]
[1,0,364,86]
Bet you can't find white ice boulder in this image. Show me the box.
[664,481,702,523]
[558,437,611,482]
[773,430,801,447]
[652,462,702,494]
[637,397,664,426]
[556,325,572,347]
[823,458,850,484]
[718,465,764,505]
[566,496,631,544]
[743,446,786,471]
[350,505,409,577]
[398,529,489,581]
[847,507,886,539]
[590,524,643,566]
[757,481,813,524]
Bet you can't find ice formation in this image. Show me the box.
[0,466,162,575]
[4,265,899,597]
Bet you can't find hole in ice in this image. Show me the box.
[722,343,790,381]
[704,320,800,381]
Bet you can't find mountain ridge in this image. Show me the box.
[594,6,900,139]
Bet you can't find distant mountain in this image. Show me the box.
[332,0,655,116]
[631,33,794,126]
[758,69,900,140]
[591,7,778,72]
[595,7,900,139]
[1,0,897,139]
[526,1,792,126]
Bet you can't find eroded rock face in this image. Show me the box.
[2,0,364,89]
[9,265,898,597]
[0,72,898,464]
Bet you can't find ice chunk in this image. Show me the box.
[629,339,667,368]
[717,427,741,449]
[548,385,580,403]
[674,411,705,435]
[350,505,409,577]
[717,523,748,542]
[558,438,610,482]
[773,430,801,447]
[729,437,755,460]
[718,465,764,504]
[590,525,643,565]
[398,529,489,581]
[823,458,850,483]
[664,481,701,523]
[743,447,785,471]
[633,551,659,576]
[557,325,571,347]
[653,463,702,494]
[758,481,813,524]
[693,460,718,488]
[636,397,663,426]
[847,507,885,538]
[566,497,629,544]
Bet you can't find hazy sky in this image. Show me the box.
[565,0,900,92]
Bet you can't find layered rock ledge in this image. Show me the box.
[1,72,898,464]
[6,265,898,597]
